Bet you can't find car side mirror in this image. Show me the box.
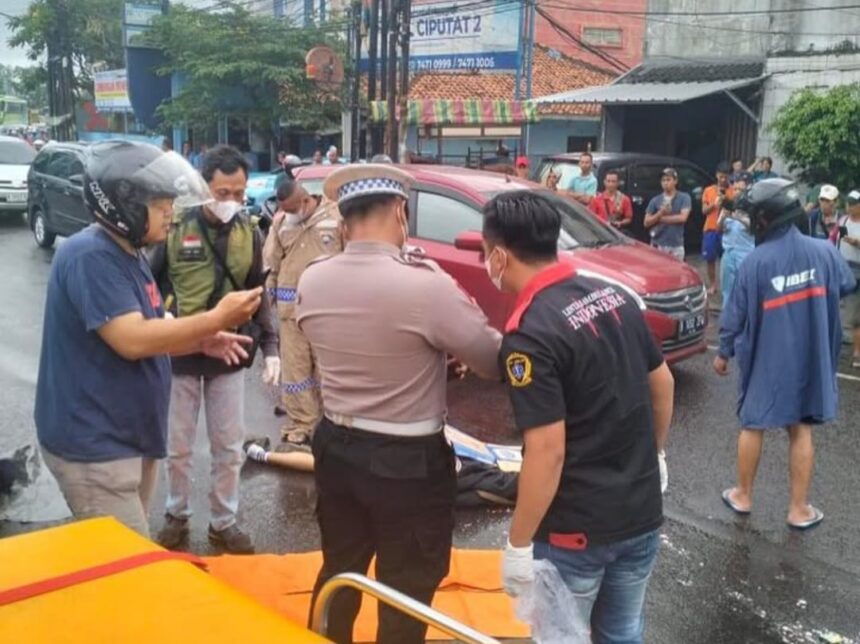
[69,173,84,187]
[454,230,484,252]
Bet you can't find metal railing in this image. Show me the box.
[311,573,501,644]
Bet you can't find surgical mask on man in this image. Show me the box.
[397,205,409,251]
[210,200,242,223]
[484,248,506,291]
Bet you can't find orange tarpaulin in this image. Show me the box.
[203,549,530,642]
[0,518,329,643]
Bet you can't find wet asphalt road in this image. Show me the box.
[1,214,859,643]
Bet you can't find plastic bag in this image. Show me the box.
[515,559,591,644]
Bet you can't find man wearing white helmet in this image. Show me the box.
[35,141,262,538]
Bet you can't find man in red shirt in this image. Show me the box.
[590,170,633,230]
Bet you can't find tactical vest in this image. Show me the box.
[167,211,255,317]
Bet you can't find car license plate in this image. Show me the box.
[679,313,706,338]
[1,191,26,203]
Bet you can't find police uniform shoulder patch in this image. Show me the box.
[505,352,533,387]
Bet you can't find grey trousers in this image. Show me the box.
[41,447,158,537]
[165,371,245,531]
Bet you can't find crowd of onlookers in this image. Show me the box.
[161,138,860,370]
[541,151,859,369]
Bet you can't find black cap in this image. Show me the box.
[716,162,731,175]
[661,167,678,179]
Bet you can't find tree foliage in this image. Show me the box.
[145,4,345,132]
[0,65,50,112]
[8,0,124,96]
[769,84,860,190]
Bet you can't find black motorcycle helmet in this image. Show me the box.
[734,178,805,244]
[84,140,208,247]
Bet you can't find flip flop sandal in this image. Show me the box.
[721,488,751,515]
[788,506,824,531]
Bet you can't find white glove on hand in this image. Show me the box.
[262,356,281,386]
[658,450,668,494]
[502,540,534,598]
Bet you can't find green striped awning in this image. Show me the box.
[369,99,539,125]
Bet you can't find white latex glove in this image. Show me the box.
[502,540,534,598]
[658,450,668,495]
[262,356,281,386]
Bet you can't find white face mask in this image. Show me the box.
[396,207,409,252]
[209,200,242,223]
[484,248,505,291]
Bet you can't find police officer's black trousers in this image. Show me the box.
[309,417,457,644]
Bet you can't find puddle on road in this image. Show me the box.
[659,530,857,644]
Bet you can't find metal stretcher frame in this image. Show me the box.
[312,573,501,644]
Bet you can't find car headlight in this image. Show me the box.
[576,269,646,311]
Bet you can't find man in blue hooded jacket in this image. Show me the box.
[715,179,856,530]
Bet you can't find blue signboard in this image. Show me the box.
[361,0,522,72]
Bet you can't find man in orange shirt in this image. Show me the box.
[701,162,734,295]
[590,170,633,230]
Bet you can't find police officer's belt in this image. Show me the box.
[324,411,443,437]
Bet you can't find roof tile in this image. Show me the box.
[409,45,614,117]
[623,58,766,84]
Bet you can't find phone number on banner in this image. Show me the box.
[410,55,499,71]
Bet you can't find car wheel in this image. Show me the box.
[32,210,56,249]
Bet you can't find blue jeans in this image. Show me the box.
[720,248,751,306]
[534,529,660,644]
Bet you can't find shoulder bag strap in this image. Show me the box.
[197,212,241,291]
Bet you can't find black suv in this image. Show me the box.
[27,142,91,248]
[536,153,712,250]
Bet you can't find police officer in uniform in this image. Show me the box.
[296,164,502,644]
[716,179,856,530]
[264,179,343,448]
[486,191,675,642]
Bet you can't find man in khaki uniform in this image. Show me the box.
[296,164,502,644]
[264,179,343,448]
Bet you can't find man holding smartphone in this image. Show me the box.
[35,141,262,539]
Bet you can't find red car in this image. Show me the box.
[294,165,707,364]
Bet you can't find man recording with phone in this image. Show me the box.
[149,145,278,553]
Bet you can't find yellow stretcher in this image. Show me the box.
[0,518,331,643]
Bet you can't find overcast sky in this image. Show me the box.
[0,0,219,70]
[1,0,36,68]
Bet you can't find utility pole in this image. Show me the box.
[367,0,380,155]
[523,0,536,157]
[397,0,411,162]
[47,0,74,142]
[350,0,362,162]
[385,0,399,160]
